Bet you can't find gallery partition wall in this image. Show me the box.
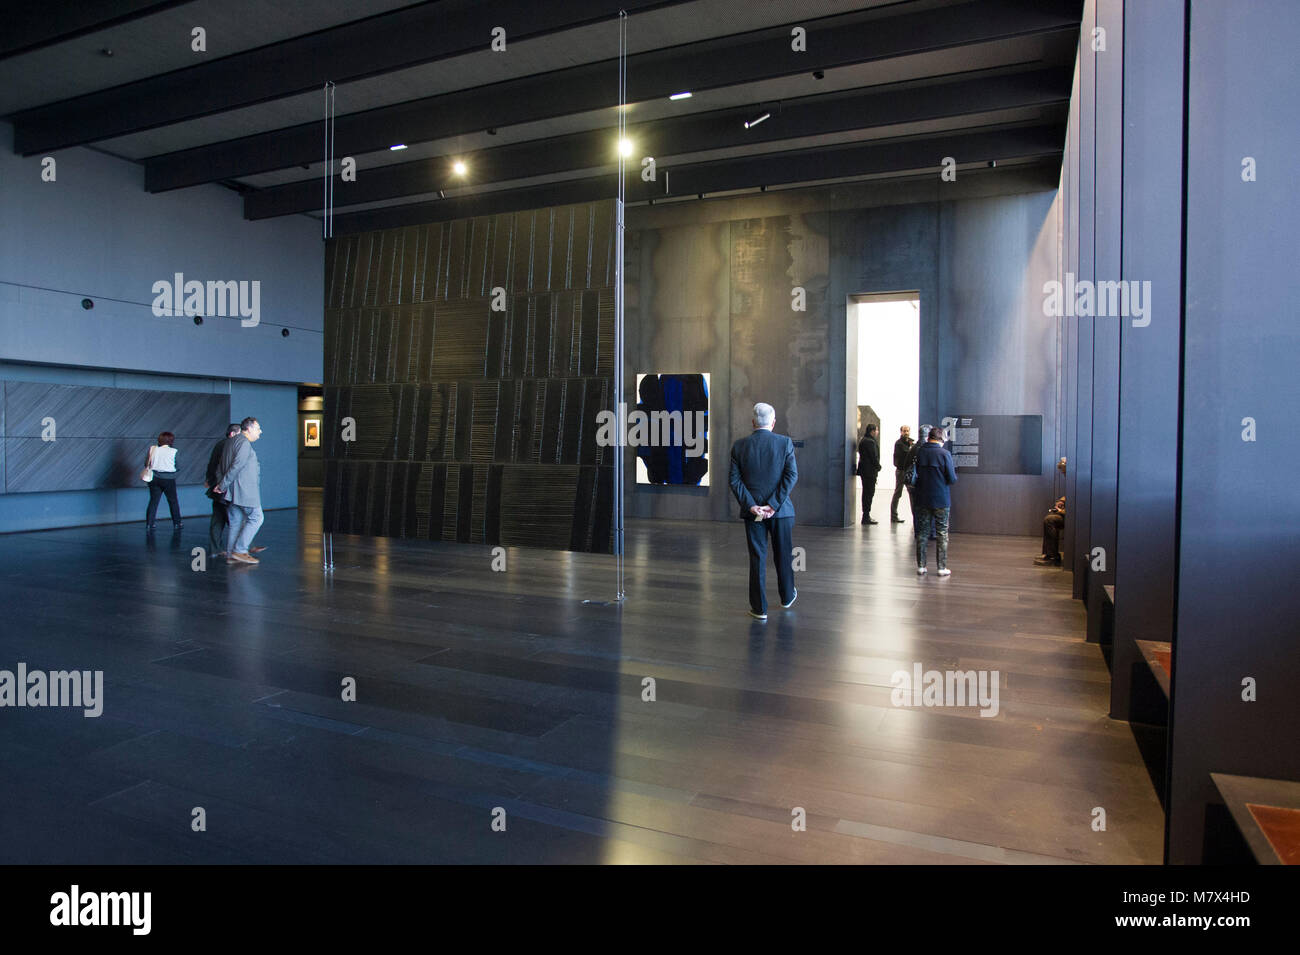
[322,200,617,553]
[1057,0,1300,864]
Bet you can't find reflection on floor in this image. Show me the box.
[0,491,1163,863]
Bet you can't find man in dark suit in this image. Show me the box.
[204,423,241,558]
[856,424,882,524]
[729,402,799,621]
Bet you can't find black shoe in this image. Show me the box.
[173,522,184,530]
[891,516,905,523]
[866,518,879,525]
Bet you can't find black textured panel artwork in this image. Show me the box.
[1,381,229,493]
[324,201,616,552]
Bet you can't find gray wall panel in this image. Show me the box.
[1111,0,1182,724]
[628,174,1060,533]
[1170,0,1300,864]
[0,122,321,384]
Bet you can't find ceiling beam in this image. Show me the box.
[245,66,1071,219]
[9,0,697,154]
[0,1,195,60]
[329,123,1065,234]
[143,0,1082,193]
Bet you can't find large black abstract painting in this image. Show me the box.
[634,373,710,487]
[323,200,616,552]
[0,381,229,493]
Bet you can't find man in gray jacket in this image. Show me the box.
[213,416,264,564]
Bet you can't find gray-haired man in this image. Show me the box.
[729,402,799,620]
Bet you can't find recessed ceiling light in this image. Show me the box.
[389,144,407,151]
[452,160,467,176]
[618,138,634,157]
[744,112,771,129]
[669,91,692,100]
[100,48,114,57]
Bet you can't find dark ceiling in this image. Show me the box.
[1,0,1081,234]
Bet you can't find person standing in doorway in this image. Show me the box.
[902,424,930,526]
[729,402,799,621]
[213,417,265,565]
[890,425,914,523]
[144,431,182,531]
[856,424,882,525]
[914,426,958,576]
[205,423,241,559]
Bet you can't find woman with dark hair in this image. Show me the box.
[144,431,182,531]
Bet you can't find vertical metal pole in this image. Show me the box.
[322,81,336,240]
[323,81,337,575]
[613,11,627,602]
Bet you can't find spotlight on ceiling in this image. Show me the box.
[452,160,467,176]
[669,91,692,100]
[618,138,634,158]
[744,112,771,130]
[389,144,407,151]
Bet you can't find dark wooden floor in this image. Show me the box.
[0,490,1163,864]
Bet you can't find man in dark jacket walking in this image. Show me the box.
[856,424,882,525]
[914,426,958,576]
[890,425,914,523]
[729,402,799,620]
[204,423,241,558]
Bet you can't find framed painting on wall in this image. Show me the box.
[634,372,709,486]
[304,418,321,448]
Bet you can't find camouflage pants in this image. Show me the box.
[915,506,950,569]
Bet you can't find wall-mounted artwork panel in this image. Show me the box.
[0,381,229,493]
[634,373,710,486]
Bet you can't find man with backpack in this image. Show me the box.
[913,426,958,576]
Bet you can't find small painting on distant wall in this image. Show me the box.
[304,419,321,448]
[634,373,709,486]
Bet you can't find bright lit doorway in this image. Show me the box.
[854,293,920,522]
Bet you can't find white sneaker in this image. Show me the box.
[917,566,927,575]
[937,568,951,577]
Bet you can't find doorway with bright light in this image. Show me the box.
[852,292,920,525]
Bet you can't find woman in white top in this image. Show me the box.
[145,431,182,530]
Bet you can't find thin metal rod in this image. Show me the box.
[613,10,627,602]
[322,81,336,239]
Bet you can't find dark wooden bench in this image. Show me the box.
[1210,773,1300,864]
[1135,637,1171,700]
